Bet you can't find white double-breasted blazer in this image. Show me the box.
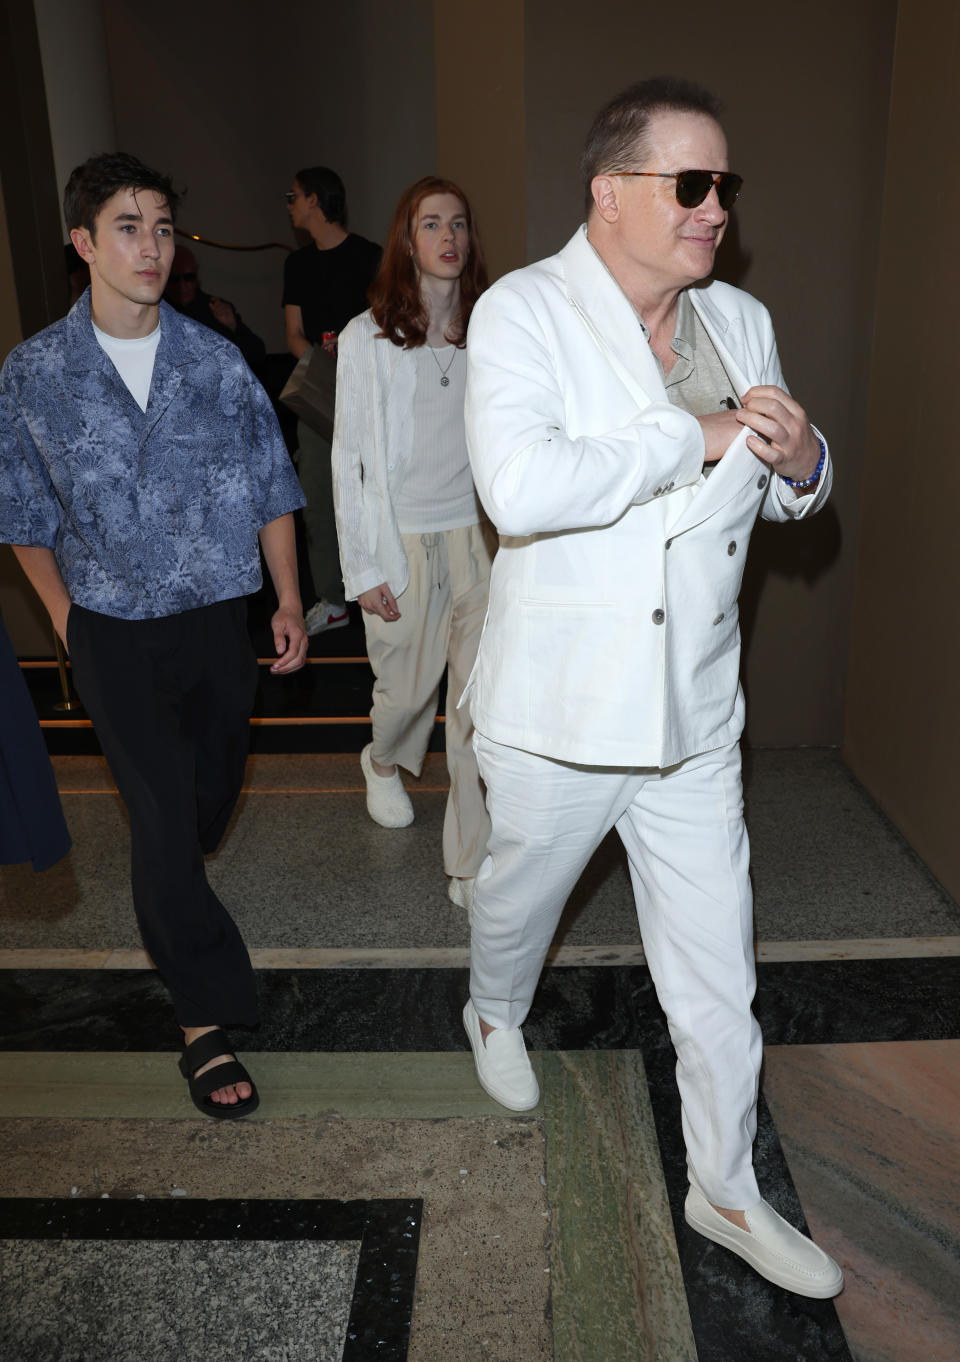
[463,226,831,769]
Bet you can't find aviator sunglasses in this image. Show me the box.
[613,170,743,210]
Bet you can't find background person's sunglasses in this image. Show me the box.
[612,170,743,210]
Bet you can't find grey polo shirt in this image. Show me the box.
[641,289,740,418]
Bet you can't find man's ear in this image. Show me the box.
[590,175,621,224]
[70,226,95,265]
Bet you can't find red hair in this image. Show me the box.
[369,176,488,349]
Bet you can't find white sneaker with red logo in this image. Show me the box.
[304,600,349,635]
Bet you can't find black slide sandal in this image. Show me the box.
[178,1027,260,1120]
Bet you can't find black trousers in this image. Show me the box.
[67,598,259,1027]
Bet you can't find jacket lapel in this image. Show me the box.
[141,302,187,444]
[61,292,193,443]
[557,230,768,537]
[380,330,416,480]
[665,288,767,536]
[688,287,753,396]
[61,292,145,431]
[558,227,665,409]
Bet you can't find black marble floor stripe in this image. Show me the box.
[1,959,958,1052]
[1,1197,421,1362]
[638,1026,854,1362]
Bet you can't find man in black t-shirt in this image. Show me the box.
[283,166,381,633]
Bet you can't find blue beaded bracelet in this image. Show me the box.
[779,437,826,488]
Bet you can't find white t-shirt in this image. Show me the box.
[393,344,480,534]
[92,321,161,413]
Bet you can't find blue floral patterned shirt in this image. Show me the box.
[0,292,305,620]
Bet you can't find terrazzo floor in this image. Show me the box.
[1,749,958,1361]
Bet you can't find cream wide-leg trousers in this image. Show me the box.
[363,523,495,878]
[469,732,763,1209]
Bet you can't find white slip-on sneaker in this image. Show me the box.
[684,1183,844,1298]
[462,998,539,1111]
[447,876,475,911]
[360,744,414,828]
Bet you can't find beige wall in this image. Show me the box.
[434,1,526,282]
[524,0,897,745]
[100,0,436,353]
[843,0,960,897]
[33,0,116,237]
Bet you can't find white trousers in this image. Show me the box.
[363,523,494,877]
[470,732,763,1208]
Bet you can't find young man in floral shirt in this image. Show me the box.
[0,153,307,1119]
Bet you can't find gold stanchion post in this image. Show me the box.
[52,631,83,713]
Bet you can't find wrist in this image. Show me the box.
[779,435,825,489]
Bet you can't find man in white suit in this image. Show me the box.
[461,78,843,1298]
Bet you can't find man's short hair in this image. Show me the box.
[294,166,347,226]
[64,152,180,237]
[581,77,723,214]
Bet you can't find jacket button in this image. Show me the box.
[727,541,737,556]
[653,486,663,497]
[652,608,665,625]
[713,612,725,625]
[757,474,768,489]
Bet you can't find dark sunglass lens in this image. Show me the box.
[675,171,714,208]
[716,174,743,210]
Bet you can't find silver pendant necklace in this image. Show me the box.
[428,344,456,387]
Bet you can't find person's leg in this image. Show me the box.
[614,742,761,1211]
[362,532,450,779]
[184,597,258,856]
[470,737,634,1029]
[442,523,495,879]
[466,739,640,1109]
[67,603,258,1106]
[176,598,262,1108]
[295,419,346,619]
[624,751,843,1298]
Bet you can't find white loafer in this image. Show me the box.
[684,1183,844,1298]
[360,744,414,828]
[463,999,539,1111]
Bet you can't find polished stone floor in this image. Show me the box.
[1,749,958,1361]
